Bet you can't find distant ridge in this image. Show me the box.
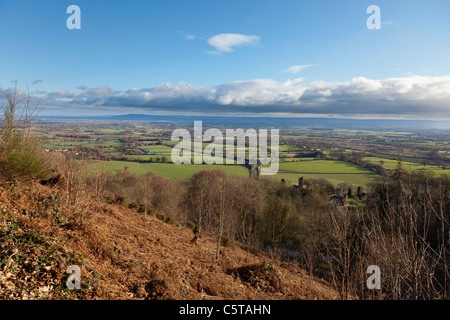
[39,114,450,130]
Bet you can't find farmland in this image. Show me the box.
[275,160,379,187]
[103,161,248,178]
[36,119,450,189]
[362,156,450,176]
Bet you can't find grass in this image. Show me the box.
[281,158,316,162]
[278,160,373,174]
[141,145,174,153]
[278,144,301,152]
[44,139,124,148]
[101,161,249,179]
[363,157,450,176]
[126,151,236,164]
[276,172,379,188]
[275,160,379,187]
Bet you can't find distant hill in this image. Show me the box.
[40,114,450,130]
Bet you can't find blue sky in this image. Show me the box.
[1,0,450,119]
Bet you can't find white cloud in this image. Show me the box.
[382,20,398,26]
[185,35,195,40]
[205,50,223,56]
[207,33,260,53]
[283,77,305,86]
[37,75,450,119]
[283,65,314,74]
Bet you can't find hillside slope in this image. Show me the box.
[0,181,338,300]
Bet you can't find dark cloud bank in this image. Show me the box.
[30,75,450,120]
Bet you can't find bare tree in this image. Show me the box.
[208,171,230,260]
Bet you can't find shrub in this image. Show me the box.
[156,212,166,221]
[164,216,178,226]
[128,202,139,210]
[144,279,168,300]
[0,136,48,181]
[138,204,154,215]
[185,220,196,231]
[114,195,127,207]
[228,262,282,293]
[0,86,49,182]
[221,235,235,249]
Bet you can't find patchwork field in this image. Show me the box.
[275,160,379,187]
[363,157,450,176]
[38,120,450,189]
[102,161,249,179]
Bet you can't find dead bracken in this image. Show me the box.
[0,181,338,300]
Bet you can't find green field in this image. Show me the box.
[39,122,449,187]
[141,145,174,153]
[278,144,301,152]
[102,161,249,179]
[281,158,316,162]
[275,160,379,187]
[363,157,450,176]
[44,138,124,148]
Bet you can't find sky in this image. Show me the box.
[1,0,450,119]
